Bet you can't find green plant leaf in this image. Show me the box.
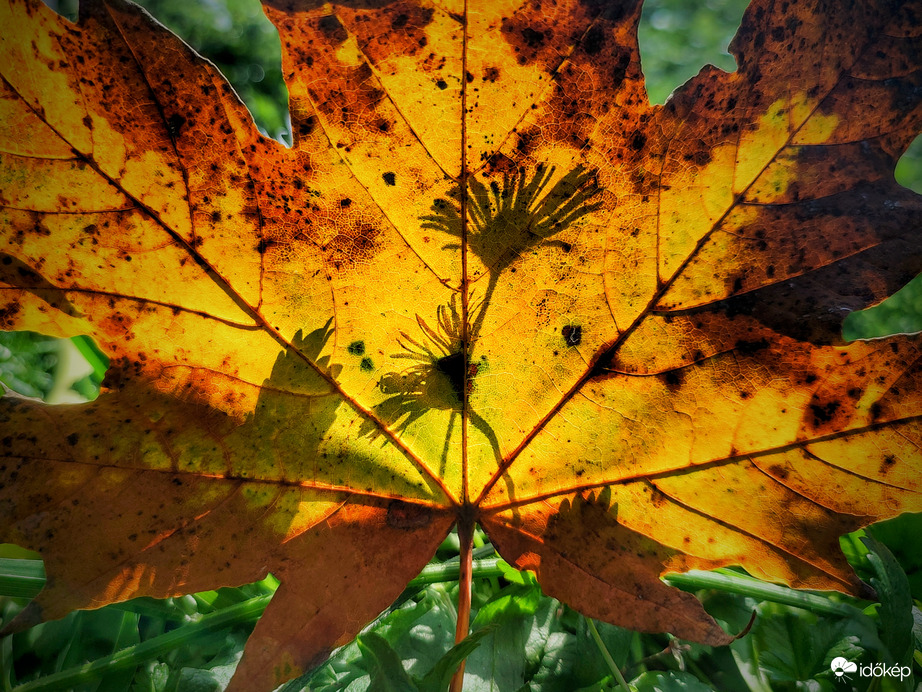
[747,603,860,686]
[861,534,914,665]
[868,513,922,602]
[629,670,714,692]
[462,585,550,691]
[94,610,141,692]
[0,559,44,600]
[357,632,419,692]
[417,627,494,692]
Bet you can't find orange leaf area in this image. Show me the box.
[2,0,922,688]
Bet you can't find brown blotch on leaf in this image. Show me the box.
[165,113,186,140]
[577,0,640,22]
[582,24,606,55]
[768,464,789,481]
[354,4,435,62]
[325,222,382,268]
[562,325,582,346]
[660,369,683,391]
[256,238,277,255]
[809,400,841,427]
[879,455,897,475]
[317,14,348,43]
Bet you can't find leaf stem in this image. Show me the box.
[409,557,503,587]
[449,519,474,692]
[586,618,630,692]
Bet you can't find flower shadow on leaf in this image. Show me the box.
[422,164,602,271]
[421,164,601,338]
[361,297,500,478]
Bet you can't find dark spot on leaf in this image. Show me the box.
[582,24,605,54]
[662,370,682,390]
[735,338,769,355]
[870,402,883,420]
[298,115,316,137]
[769,464,789,480]
[347,341,365,356]
[317,14,347,43]
[649,486,668,508]
[166,113,186,140]
[879,455,896,474]
[66,433,79,446]
[516,129,536,154]
[436,78,448,90]
[360,357,374,372]
[630,131,646,151]
[562,325,582,346]
[521,27,545,47]
[611,52,631,87]
[382,172,396,186]
[810,400,840,425]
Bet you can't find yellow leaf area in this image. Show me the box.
[2,0,922,689]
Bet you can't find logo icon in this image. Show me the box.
[831,657,858,681]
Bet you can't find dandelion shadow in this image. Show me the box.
[361,297,500,478]
[422,164,602,339]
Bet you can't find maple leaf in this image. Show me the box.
[2,0,922,689]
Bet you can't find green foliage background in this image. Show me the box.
[2,1,922,690]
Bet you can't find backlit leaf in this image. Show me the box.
[2,0,922,689]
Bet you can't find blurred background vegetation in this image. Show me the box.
[2,0,922,690]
